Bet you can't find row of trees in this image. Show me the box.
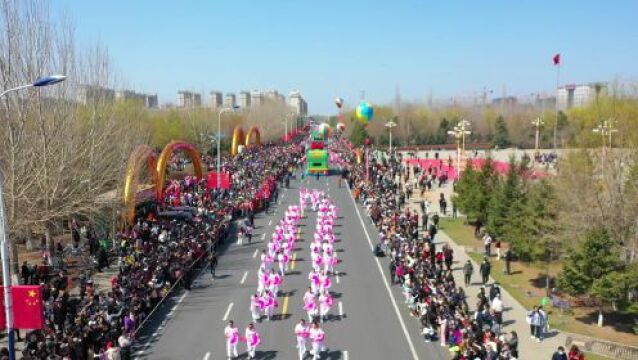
[344,89,638,150]
[0,0,296,274]
[453,148,638,325]
[453,158,558,262]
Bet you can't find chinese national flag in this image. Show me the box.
[553,53,560,65]
[12,285,45,329]
[0,287,5,329]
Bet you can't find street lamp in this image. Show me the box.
[217,106,239,188]
[1,74,66,360]
[284,112,296,141]
[532,117,545,155]
[384,120,397,154]
[447,120,472,180]
[592,119,617,172]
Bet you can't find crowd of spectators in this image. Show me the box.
[8,136,304,360]
[341,143,520,360]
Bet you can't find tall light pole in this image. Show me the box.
[532,117,545,155]
[447,125,462,178]
[384,120,397,155]
[1,74,66,360]
[217,106,238,189]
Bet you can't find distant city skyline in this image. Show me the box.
[53,1,638,114]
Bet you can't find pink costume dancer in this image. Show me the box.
[319,271,331,293]
[309,323,326,360]
[324,253,338,275]
[318,290,334,322]
[277,251,290,275]
[303,289,318,322]
[309,270,321,294]
[264,290,277,320]
[250,294,262,322]
[260,251,273,272]
[294,320,310,360]
[311,253,323,273]
[257,266,269,293]
[268,270,282,296]
[244,323,260,359]
[224,321,239,359]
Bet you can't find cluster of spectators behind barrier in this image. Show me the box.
[9,136,305,360]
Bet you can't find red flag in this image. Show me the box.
[12,285,45,329]
[0,287,5,330]
[553,53,560,65]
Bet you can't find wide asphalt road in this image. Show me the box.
[134,174,449,360]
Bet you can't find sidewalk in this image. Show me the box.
[401,179,566,358]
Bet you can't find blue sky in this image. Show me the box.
[53,0,638,114]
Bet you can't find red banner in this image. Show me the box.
[207,172,231,189]
[12,285,45,329]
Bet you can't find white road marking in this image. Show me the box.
[240,271,248,284]
[167,291,188,317]
[338,301,344,317]
[261,233,266,240]
[348,189,420,360]
[222,302,234,321]
[268,220,272,226]
[203,352,211,360]
[253,249,259,258]
[336,272,341,284]
[343,350,349,360]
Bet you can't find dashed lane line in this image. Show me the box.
[253,249,259,258]
[240,271,248,284]
[344,350,349,360]
[203,352,210,360]
[222,302,234,321]
[338,301,344,317]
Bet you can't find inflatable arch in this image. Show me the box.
[355,148,363,164]
[231,126,245,156]
[245,126,261,148]
[123,145,158,225]
[155,140,204,199]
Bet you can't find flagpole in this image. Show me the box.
[553,62,560,151]
[0,171,16,360]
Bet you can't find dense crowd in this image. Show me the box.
[10,138,304,360]
[342,145,520,360]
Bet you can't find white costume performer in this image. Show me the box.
[294,320,310,360]
[309,324,326,360]
[244,324,260,359]
[224,322,239,359]
[318,291,334,322]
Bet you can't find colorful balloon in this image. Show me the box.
[336,122,346,132]
[335,97,344,109]
[355,101,374,124]
[318,123,331,139]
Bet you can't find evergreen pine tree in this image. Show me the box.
[492,116,510,148]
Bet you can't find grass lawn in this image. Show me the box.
[439,217,638,347]
[584,352,616,360]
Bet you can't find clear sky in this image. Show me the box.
[53,0,638,114]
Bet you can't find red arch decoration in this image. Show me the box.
[123,145,158,226]
[155,140,204,199]
[245,126,261,148]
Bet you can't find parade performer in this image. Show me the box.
[303,287,318,322]
[318,290,334,323]
[268,269,282,296]
[319,270,332,293]
[264,290,277,320]
[277,249,290,275]
[308,269,321,294]
[294,319,310,360]
[309,321,326,360]
[224,320,239,360]
[244,322,260,359]
[250,293,262,322]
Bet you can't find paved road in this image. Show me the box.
[135,175,449,360]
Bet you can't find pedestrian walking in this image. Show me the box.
[480,257,491,285]
[551,346,568,360]
[463,260,473,286]
[504,248,513,275]
[309,321,326,360]
[483,232,492,257]
[210,252,218,279]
